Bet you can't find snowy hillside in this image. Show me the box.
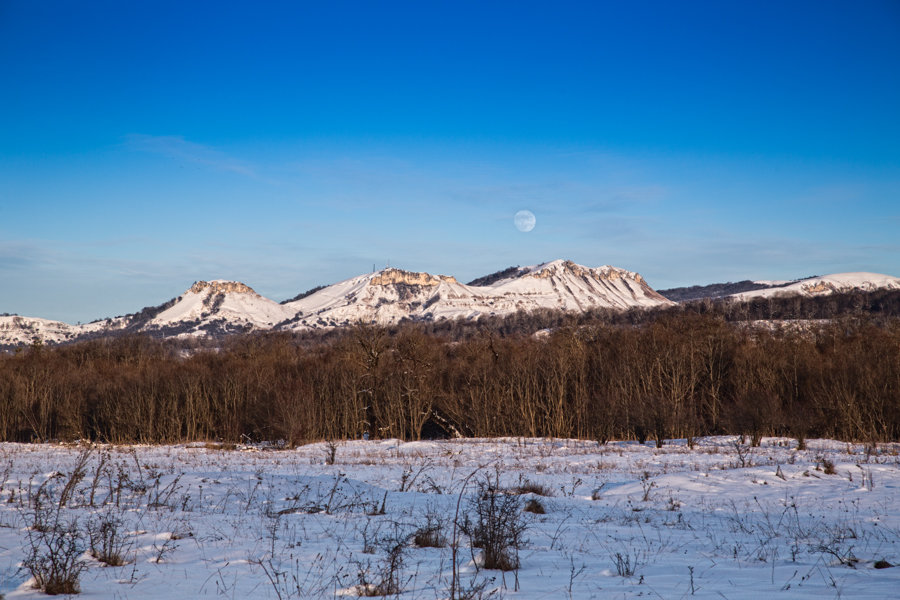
[486,259,670,311]
[0,315,89,346]
[281,259,671,329]
[281,268,477,327]
[0,280,295,346]
[0,315,120,346]
[729,272,900,300]
[143,280,294,335]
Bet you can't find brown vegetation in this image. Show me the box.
[1,300,899,445]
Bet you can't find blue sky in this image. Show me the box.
[1,1,899,323]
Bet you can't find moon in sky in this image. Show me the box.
[514,210,536,232]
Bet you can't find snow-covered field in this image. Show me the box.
[0,437,898,599]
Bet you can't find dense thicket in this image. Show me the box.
[1,307,898,445]
[397,288,900,341]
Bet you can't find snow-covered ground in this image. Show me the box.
[0,437,898,598]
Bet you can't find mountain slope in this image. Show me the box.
[484,260,670,311]
[727,272,900,301]
[280,268,483,327]
[142,280,295,336]
[280,259,671,329]
[0,315,88,346]
[658,273,900,302]
[0,280,297,347]
[658,280,788,302]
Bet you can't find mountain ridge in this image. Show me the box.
[2,263,899,347]
[659,272,900,302]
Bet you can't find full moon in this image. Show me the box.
[514,210,536,232]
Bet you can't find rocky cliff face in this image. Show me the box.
[189,281,258,295]
[369,269,458,287]
[801,281,837,294]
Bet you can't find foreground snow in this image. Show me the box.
[0,437,898,598]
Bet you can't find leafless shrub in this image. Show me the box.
[23,498,86,595]
[87,510,132,566]
[413,510,447,548]
[87,450,109,507]
[463,473,527,571]
[732,440,752,468]
[360,519,382,555]
[367,491,388,516]
[58,448,93,508]
[639,472,655,502]
[413,524,445,549]
[253,551,345,600]
[398,460,432,492]
[354,541,405,596]
[151,535,178,563]
[451,575,498,600]
[510,478,553,497]
[148,474,183,510]
[324,441,338,466]
[611,549,644,577]
[814,538,858,568]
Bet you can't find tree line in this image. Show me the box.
[1,306,898,445]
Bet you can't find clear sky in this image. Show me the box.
[1,1,899,323]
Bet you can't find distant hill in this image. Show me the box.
[466,266,524,287]
[5,265,900,348]
[660,272,900,303]
[658,280,787,302]
[0,259,671,346]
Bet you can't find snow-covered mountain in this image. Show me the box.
[0,260,669,346]
[143,280,294,335]
[0,316,89,346]
[280,268,476,328]
[6,264,897,348]
[658,272,900,302]
[0,314,126,346]
[279,260,671,329]
[0,280,295,346]
[485,260,670,311]
[727,272,900,301]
